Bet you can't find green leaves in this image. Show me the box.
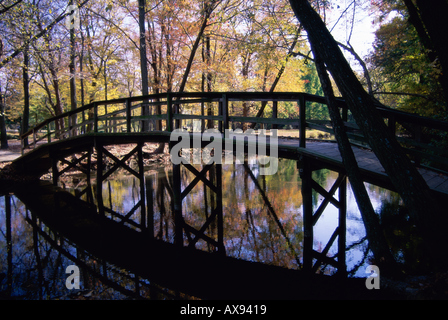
[368,13,445,115]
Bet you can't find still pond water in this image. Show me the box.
[0,158,415,299]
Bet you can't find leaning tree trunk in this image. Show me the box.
[288,0,448,267]
[313,46,398,274]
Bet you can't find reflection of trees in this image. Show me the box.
[0,195,190,300]
[219,160,304,269]
[155,169,174,242]
[311,168,331,207]
[378,195,428,274]
[4,158,421,298]
[0,196,74,299]
[147,159,306,269]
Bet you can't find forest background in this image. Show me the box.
[0,0,446,148]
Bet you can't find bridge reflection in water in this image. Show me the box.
[1,152,412,300]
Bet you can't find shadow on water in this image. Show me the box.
[0,157,441,299]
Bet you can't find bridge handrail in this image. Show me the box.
[20,91,448,171]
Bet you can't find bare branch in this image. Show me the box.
[0,0,23,15]
[338,41,373,95]
[0,0,90,69]
[84,7,140,51]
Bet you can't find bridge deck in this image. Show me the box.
[10,132,448,196]
[292,140,448,196]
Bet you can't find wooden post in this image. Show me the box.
[201,97,205,132]
[222,94,228,135]
[338,173,347,277]
[218,98,223,133]
[93,103,99,133]
[173,163,183,246]
[138,142,146,231]
[174,94,180,130]
[32,128,36,149]
[146,176,154,239]
[299,95,306,148]
[166,93,173,132]
[51,149,59,186]
[96,140,104,216]
[104,104,108,133]
[86,147,93,204]
[126,99,132,133]
[82,110,86,134]
[68,112,73,137]
[47,123,51,144]
[216,164,224,254]
[299,156,313,272]
[272,100,278,130]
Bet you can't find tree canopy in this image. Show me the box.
[1,0,448,271]
[1,0,445,131]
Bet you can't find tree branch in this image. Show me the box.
[0,0,23,15]
[0,0,90,69]
[177,0,218,94]
[337,41,373,95]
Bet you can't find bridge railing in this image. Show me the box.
[20,92,325,150]
[20,91,448,172]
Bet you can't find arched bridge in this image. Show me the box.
[6,91,448,297]
[12,91,448,196]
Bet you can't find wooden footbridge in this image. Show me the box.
[13,91,448,195]
[5,91,448,298]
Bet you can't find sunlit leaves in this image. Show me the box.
[0,0,321,127]
[368,13,445,115]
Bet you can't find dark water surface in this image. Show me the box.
[0,158,420,299]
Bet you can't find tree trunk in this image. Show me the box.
[138,0,149,131]
[249,32,300,129]
[288,0,448,267]
[80,30,85,108]
[51,71,64,136]
[241,52,251,131]
[313,46,398,273]
[177,2,215,94]
[173,0,217,132]
[22,47,30,147]
[147,17,162,130]
[0,106,7,150]
[146,17,165,154]
[0,82,8,150]
[205,35,213,129]
[69,0,78,136]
